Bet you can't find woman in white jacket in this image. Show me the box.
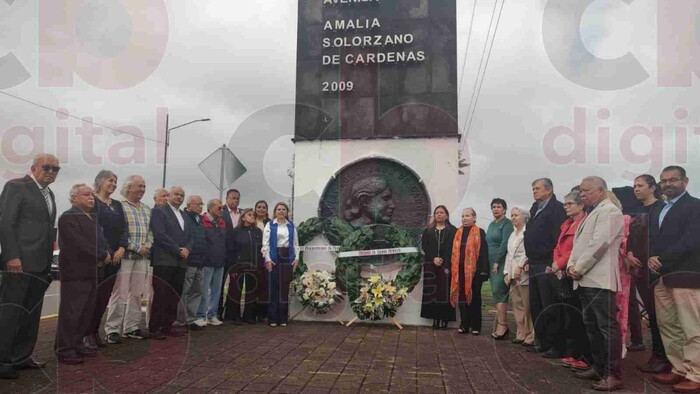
[503,207,533,345]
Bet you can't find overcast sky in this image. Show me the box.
[1,0,697,226]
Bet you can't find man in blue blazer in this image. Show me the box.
[523,178,568,358]
[648,166,700,393]
[149,186,193,339]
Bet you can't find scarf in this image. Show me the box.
[269,220,295,263]
[450,225,481,307]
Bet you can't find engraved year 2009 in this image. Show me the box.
[322,81,354,93]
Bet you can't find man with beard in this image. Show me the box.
[648,166,700,393]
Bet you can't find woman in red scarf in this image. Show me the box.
[451,208,490,335]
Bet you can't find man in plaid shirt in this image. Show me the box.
[104,175,153,343]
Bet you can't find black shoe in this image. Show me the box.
[541,349,565,359]
[107,333,122,344]
[149,330,167,340]
[432,320,439,329]
[574,369,601,381]
[95,334,107,348]
[0,365,19,379]
[57,354,84,365]
[627,343,645,352]
[526,346,548,353]
[639,357,673,374]
[126,329,147,340]
[188,323,203,331]
[82,336,98,351]
[512,338,524,344]
[14,358,45,370]
[492,324,510,340]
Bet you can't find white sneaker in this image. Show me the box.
[207,317,223,326]
[194,318,207,327]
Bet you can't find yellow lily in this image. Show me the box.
[371,284,384,298]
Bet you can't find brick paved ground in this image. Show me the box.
[1,312,674,394]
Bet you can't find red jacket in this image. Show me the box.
[553,213,586,270]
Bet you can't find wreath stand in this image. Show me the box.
[288,299,345,325]
[345,316,403,330]
[295,218,420,332]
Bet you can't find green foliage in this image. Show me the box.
[296,217,423,320]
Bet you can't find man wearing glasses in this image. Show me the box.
[648,166,700,393]
[0,154,60,379]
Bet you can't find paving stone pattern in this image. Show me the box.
[2,315,673,393]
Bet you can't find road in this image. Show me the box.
[41,281,60,317]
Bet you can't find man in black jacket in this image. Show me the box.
[648,166,700,393]
[149,186,193,339]
[219,189,241,320]
[0,154,59,379]
[523,178,567,358]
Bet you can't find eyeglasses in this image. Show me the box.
[659,178,683,184]
[41,165,61,173]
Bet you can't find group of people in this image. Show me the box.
[419,166,700,393]
[0,154,300,377]
[0,155,698,393]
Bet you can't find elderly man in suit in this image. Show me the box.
[648,166,700,393]
[523,178,568,357]
[567,176,625,391]
[149,186,193,339]
[0,154,59,379]
[55,184,109,364]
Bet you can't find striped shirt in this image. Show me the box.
[121,198,153,259]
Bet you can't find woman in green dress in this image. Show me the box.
[486,198,514,339]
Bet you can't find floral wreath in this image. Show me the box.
[293,270,343,314]
[295,217,422,320]
[351,273,409,321]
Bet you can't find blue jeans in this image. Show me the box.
[197,267,224,320]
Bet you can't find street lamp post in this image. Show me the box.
[162,113,211,187]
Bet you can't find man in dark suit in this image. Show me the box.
[220,189,240,320]
[648,166,700,393]
[149,186,193,339]
[523,178,568,358]
[55,184,108,364]
[0,154,59,379]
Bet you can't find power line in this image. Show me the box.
[460,0,498,151]
[457,0,478,100]
[463,0,506,147]
[0,90,164,144]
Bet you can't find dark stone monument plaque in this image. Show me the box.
[318,158,430,232]
[295,0,458,141]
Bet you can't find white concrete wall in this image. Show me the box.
[290,138,459,326]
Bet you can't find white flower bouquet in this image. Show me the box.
[294,269,343,314]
